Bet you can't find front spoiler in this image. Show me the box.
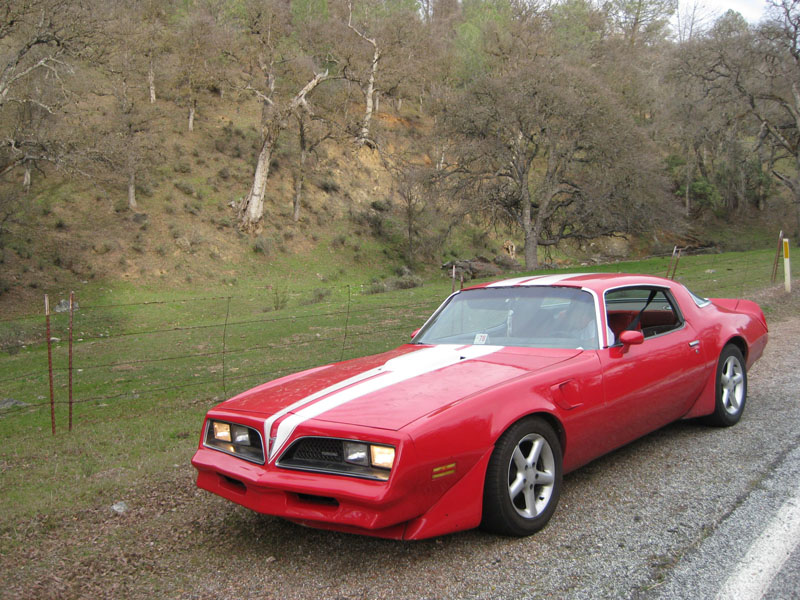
[191,446,491,540]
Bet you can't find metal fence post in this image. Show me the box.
[340,285,352,361]
[222,296,231,397]
[772,230,784,284]
[69,291,74,432]
[45,295,55,436]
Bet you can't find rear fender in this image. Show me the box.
[710,298,768,330]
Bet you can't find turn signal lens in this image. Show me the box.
[370,445,395,470]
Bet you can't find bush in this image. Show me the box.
[253,235,272,256]
[389,274,423,290]
[174,181,196,196]
[302,287,331,305]
[318,178,340,193]
[272,286,288,310]
[364,281,387,294]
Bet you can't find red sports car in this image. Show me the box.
[191,274,768,539]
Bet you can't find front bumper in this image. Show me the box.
[192,445,426,533]
[191,441,491,540]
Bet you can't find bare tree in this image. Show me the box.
[291,112,332,222]
[172,4,227,132]
[87,1,161,211]
[230,2,334,231]
[0,0,96,186]
[688,4,800,224]
[441,14,672,269]
[338,0,422,147]
[609,0,677,45]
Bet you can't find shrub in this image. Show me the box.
[303,287,331,305]
[253,235,272,256]
[364,281,387,294]
[174,181,196,196]
[272,286,288,310]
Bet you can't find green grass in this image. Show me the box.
[0,247,788,532]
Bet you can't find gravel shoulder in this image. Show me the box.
[2,286,799,600]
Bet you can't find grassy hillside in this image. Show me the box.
[0,90,792,321]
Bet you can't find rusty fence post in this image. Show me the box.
[340,285,352,362]
[222,296,231,397]
[45,295,55,436]
[666,247,682,280]
[68,291,74,432]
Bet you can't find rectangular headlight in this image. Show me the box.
[213,421,231,442]
[344,442,369,466]
[370,445,395,470]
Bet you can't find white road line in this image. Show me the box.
[716,480,800,600]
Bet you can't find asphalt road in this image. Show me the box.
[178,317,800,600]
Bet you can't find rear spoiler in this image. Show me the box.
[710,298,768,330]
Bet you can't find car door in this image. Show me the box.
[598,286,707,450]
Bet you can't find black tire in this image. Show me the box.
[703,344,747,427]
[481,416,562,536]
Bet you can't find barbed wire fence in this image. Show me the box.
[0,243,789,433]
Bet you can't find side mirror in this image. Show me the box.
[619,330,644,346]
[410,328,420,340]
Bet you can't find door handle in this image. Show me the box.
[689,340,700,347]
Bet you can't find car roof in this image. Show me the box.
[465,273,678,293]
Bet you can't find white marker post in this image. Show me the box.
[784,238,791,293]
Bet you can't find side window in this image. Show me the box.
[605,287,684,343]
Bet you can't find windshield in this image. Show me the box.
[414,286,600,350]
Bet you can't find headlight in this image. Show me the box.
[204,419,264,464]
[344,442,369,466]
[370,445,395,470]
[344,441,395,470]
[213,421,231,442]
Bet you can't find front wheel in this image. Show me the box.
[704,345,747,427]
[481,417,562,536]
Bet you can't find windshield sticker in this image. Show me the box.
[474,333,488,345]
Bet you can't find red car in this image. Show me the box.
[191,274,768,539]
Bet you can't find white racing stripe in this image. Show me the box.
[716,479,800,600]
[262,367,383,459]
[267,344,502,461]
[487,273,590,287]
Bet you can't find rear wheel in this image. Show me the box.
[481,417,562,536]
[704,345,747,427]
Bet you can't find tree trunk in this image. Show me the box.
[239,137,273,231]
[22,160,31,192]
[127,169,137,210]
[293,146,307,222]
[522,189,537,270]
[188,102,195,132]
[358,48,379,147]
[148,61,156,104]
[684,149,693,215]
[239,70,329,231]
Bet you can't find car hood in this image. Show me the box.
[220,344,580,435]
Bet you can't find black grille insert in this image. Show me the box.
[277,437,391,481]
